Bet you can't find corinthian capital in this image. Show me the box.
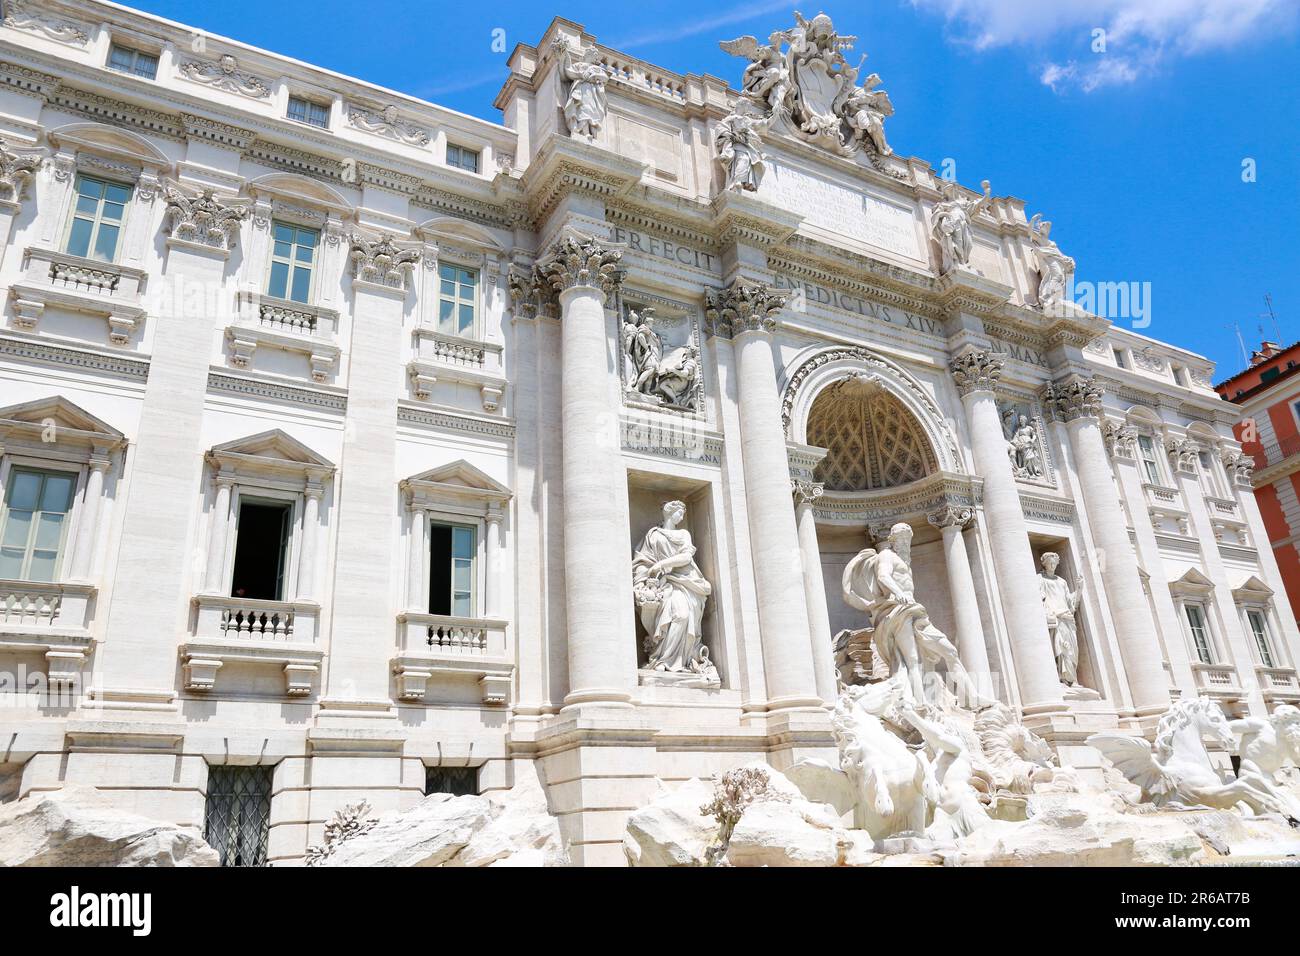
[704,280,787,338]
[1041,376,1104,422]
[349,232,421,290]
[949,348,1003,396]
[540,234,623,297]
[1165,437,1201,476]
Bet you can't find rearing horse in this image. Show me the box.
[1089,697,1298,820]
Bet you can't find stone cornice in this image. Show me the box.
[710,190,802,248]
[520,135,645,226]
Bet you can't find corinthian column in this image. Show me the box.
[926,505,993,699]
[950,349,1064,713]
[707,282,819,711]
[542,235,637,708]
[1043,376,1170,717]
[793,480,837,705]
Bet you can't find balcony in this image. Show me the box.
[227,292,341,383]
[407,328,506,412]
[392,612,512,705]
[0,579,96,687]
[1256,666,1300,704]
[181,594,323,696]
[1190,661,1243,701]
[10,247,147,345]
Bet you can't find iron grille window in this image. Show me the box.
[204,765,273,867]
[425,765,477,797]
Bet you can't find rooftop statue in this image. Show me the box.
[1028,214,1075,314]
[720,11,893,159]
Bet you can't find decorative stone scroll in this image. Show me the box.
[0,138,41,203]
[349,233,421,290]
[180,55,271,99]
[1041,377,1103,422]
[925,505,972,530]
[3,0,89,45]
[704,280,786,338]
[162,186,249,251]
[949,349,1003,396]
[540,235,623,297]
[347,105,430,147]
[791,479,824,505]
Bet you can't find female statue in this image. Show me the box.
[558,43,608,141]
[632,500,713,674]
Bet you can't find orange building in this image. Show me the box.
[1218,341,1300,624]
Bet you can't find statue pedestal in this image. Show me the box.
[637,668,721,690]
[1062,682,1100,702]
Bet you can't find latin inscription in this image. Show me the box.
[611,226,716,272]
[771,273,942,336]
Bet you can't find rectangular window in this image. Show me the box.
[1113,348,1127,369]
[1197,451,1220,497]
[1247,609,1276,668]
[229,498,292,601]
[65,175,132,263]
[0,468,77,583]
[1137,434,1161,485]
[437,264,479,338]
[107,43,158,79]
[203,765,272,867]
[446,143,480,173]
[287,96,329,128]
[1185,604,1213,664]
[429,521,475,617]
[267,222,319,304]
[425,765,478,797]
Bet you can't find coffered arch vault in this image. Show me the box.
[781,346,966,480]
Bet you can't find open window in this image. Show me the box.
[230,497,294,601]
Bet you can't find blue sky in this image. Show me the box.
[125,0,1300,378]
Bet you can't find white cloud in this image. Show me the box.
[608,0,791,50]
[908,0,1297,91]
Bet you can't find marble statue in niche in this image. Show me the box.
[620,306,702,410]
[632,500,718,688]
[841,522,991,709]
[553,40,608,141]
[931,179,992,275]
[1029,214,1075,314]
[1002,407,1044,480]
[715,102,769,192]
[1037,553,1081,684]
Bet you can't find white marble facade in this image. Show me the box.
[0,3,1296,866]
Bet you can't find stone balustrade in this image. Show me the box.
[11,246,147,344]
[1191,661,1243,701]
[407,328,507,411]
[182,594,323,696]
[1256,665,1300,704]
[0,579,96,689]
[227,291,341,382]
[392,612,512,705]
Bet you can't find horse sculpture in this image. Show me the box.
[1089,697,1299,821]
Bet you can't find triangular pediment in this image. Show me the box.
[1169,566,1216,597]
[210,429,334,468]
[1232,575,1273,600]
[0,395,123,439]
[405,459,511,498]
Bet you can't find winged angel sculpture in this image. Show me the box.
[719,12,894,159]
